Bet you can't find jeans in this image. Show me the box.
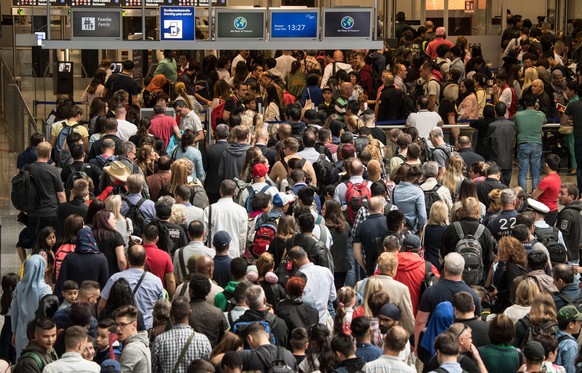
[517,142,543,193]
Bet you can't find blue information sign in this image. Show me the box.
[160,6,195,40]
[270,10,318,39]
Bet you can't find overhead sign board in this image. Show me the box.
[323,8,372,39]
[160,6,195,40]
[215,8,265,40]
[12,0,67,6]
[71,8,122,40]
[269,8,319,40]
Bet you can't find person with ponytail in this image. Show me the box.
[169,129,205,183]
[334,287,356,336]
[174,81,204,114]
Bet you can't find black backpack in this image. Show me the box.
[65,163,89,201]
[453,222,485,286]
[313,154,335,190]
[423,184,442,217]
[123,197,148,238]
[534,226,567,266]
[152,220,177,254]
[11,164,39,213]
[255,345,293,373]
[222,288,237,312]
[420,261,439,298]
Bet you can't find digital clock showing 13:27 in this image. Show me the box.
[271,11,318,38]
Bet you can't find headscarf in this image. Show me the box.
[15,254,48,324]
[146,74,167,93]
[419,301,454,356]
[75,226,100,254]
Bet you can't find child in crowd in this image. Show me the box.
[20,226,57,286]
[94,319,121,365]
[221,351,243,373]
[58,280,79,311]
[334,286,356,336]
[289,327,309,366]
[0,273,18,364]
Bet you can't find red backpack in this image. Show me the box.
[211,99,226,132]
[251,214,278,257]
[345,180,371,224]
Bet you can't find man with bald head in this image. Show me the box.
[528,78,553,116]
[321,50,353,89]
[425,20,436,41]
[333,157,371,204]
[334,82,353,119]
[197,255,224,305]
[253,127,276,168]
[377,72,410,121]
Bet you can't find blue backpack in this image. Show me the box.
[54,122,81,160]
[245,185,270,212]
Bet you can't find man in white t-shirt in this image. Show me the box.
[406,96,444,141]
[175,100,203,147]
[115,104,137,141]
[275,50,296,79]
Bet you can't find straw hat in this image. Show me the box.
[103,161,131,183]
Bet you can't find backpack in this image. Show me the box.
[419,261,439,298]
[211,100,226,132]
[245,185,271,213]
[13,351,44,372]
[54,243,76,282]
[453,222,485,286]
[55,122,81,160]
[123,197,148,238]
[344,180,371,225]
[518,316,557,350]
[313,154,335,190]
[189,181,209,209]
[153,220,177,254]
[233,314,277,348]
[11,164,39,213]
[534,226,567,266]
[256,346,294,373]
[423,184,442,217]
[252,214,279,257]
[65,163,89,201]
[556,293,582,312]
[432,143,460,163]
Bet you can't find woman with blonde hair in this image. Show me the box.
[352,276,384,318]
[169,204,187,226]
[166,158,209,208]
[521,67,539,98]
[503,278,539,324]
[514,292,558,348]
[439,155,465,201]
[104,194,133,247]
[484,189,503,225]
[493,236,527,311]
[345,115,364,133]
[423,201,450,271]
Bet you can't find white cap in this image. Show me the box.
[526,198,550,215]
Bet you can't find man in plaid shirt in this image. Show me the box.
[153,297,212,373]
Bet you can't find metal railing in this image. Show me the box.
[0,56,40,152]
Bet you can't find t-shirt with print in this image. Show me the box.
[537,173,561,211]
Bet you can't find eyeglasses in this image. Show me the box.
[115,321,134,328]
[456,324,469,339]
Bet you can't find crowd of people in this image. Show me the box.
[4,14,582,373]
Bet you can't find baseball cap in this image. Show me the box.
[252,163,269,178]
[526,198,550,215]
[558,305,582,324]
[379,303,401,320]
[522,341,545,362]
[273,192,295,207]
[213,230,232,250]
[101,359,121,373]
[402,235,421,251]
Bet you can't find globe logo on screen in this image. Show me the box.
[234,16,248,30]
[340,16,354,29]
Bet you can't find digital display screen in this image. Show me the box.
[216,10,265,39]
[71,8,122,40]
[323,9,372,39]
[270,10,318,39]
